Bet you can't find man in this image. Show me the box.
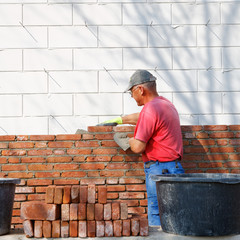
[100,70,184,226]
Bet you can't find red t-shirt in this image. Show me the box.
[134,96,183,163]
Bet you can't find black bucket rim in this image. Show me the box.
[151,173,240,184]
[0,178,21,184]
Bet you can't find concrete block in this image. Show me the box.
[23,4,72,25]
[123,3,170,24]
[74,93,122,115]
[123,48,171,69]
[99,26,147,47]
[223,47,240,69]
[149,25,196,47]
[172,3,220,24]
[0,95,22,117]
[49,26,97,48]
[222,3,240,24]
[73,4,121,25]
[23,94,72,116]
[21,201,60,221]
[49,71,98,93]
[74,49,122,70]
[0,27,47,48]
[24,49,72,71]
[223,92,240,114]
[173,48,221,69]
[199,114,240,125]
[0,4,21,25]
[173,92,222,114]
[0,50,22,71]
[0,72,47,94]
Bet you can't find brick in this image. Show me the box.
[120,203,128,220]
[61,221,69,238]
[61,171,86,178]
[45,185,55,204]
[81,178,106,185]
[95,203,104,221]
[98,186,107,204]
[86,156,111,162]
[106,178,119,185]
[34,221,43,238]
[119,178,145,184]
[0,135,15,141]
[122,219,130,236]
[70,203,78,220]
[61,204,70,221]
[104,203,112,220]
[48,141,73,148]
[52,220,60,238]
[87,221,96,237]
[54,179,79,185]
[107,185,126,192]
[78,203,86,220]
[70,221,78,237]
[47,156,72,163]
[96,221,105,237]
[140,218,149,236]
[87,203,95,220]
[30,135,55,141]
[2,164,26,171]
[23,220,34,238]
[54,186,63,204]
[78,221,87,237]
[88,185,96,203]
[71,185,80,203]
[21,202,60,221]
[2,150,26,156]
[63,186,71,204]
[105,220,113,237]
[113,220,122,237]
[112,202,120,220]
[80,163,105,170]
[43,221,51,238]
[54,164,79,170]
[80,186,88,203]
[131,219,140,236]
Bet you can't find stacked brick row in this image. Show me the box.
[21,184,148,238]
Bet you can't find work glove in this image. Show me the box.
[97,117,123,126]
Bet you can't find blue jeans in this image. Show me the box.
[144,160,184,226]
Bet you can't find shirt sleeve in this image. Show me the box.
[134,110,156,143]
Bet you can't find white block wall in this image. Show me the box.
[0,1,240,134]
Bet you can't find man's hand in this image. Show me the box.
[97,117,123,126]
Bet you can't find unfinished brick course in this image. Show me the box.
[0,125,239,230]
[21,185,149,237]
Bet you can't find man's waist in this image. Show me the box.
[144,159,180,169]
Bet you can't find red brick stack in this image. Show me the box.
[21,184,149,238]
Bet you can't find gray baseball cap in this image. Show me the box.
[125,70,156,92]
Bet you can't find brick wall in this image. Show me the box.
[0,125,239,229]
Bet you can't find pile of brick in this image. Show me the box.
[21,184,149,238]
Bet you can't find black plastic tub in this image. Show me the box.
[0,178,20,236]
[151,173,240,236]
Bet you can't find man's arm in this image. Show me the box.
[129,137,146,154]
[122,113,140,125]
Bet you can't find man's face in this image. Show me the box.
[130,85,144,106]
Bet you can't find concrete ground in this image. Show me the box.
[1,227,240,240]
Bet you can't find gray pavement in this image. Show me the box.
[1,227,240,240]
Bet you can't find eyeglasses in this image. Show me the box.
[129,86,139,97]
